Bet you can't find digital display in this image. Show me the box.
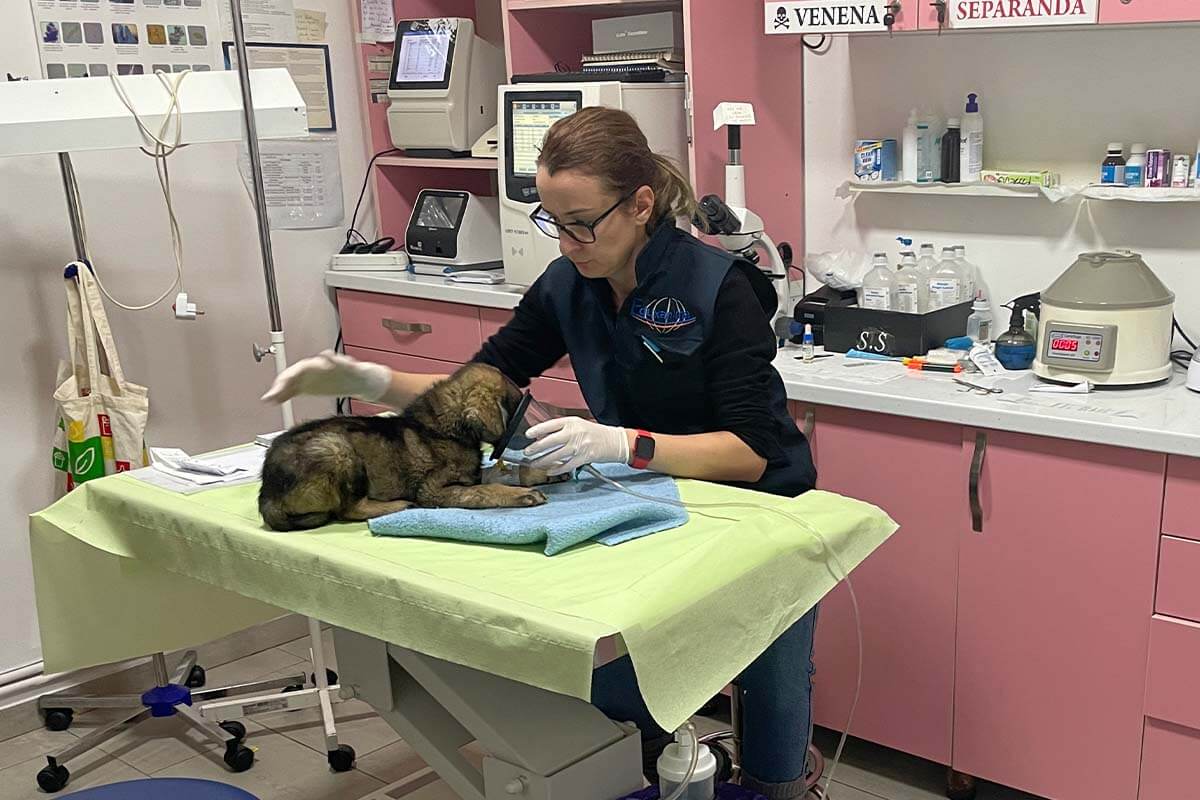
[510,100,579,177]
[394,29,452,83]
[1047,330,1104,362]
[415,194,465,229]
[1051,337,1079,353]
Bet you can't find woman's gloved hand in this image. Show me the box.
[261,350,392,404]
[523,417,630,475]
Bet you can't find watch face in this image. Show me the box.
[635,435,655,460]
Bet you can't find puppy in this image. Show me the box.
[259,362,547,531]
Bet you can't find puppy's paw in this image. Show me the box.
[514,488,547,507]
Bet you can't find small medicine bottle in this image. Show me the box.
[1100,143,1126,185]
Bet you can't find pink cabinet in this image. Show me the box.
[952,430,1164,800]
[806,406,959,765]
[1099,0,1200,23]
[479,308,575,382]
[1140,719,1200,800]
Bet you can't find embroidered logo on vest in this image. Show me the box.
[630,296,696,333]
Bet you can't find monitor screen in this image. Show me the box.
[415,193,466,229]
[394,29,452,84]
[510,100,579,177]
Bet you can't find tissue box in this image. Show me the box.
[981,170,1060,187]
[854,139,897,182]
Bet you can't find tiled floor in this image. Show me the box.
[0,640,1042,800]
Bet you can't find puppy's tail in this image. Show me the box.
[258,497,332,532]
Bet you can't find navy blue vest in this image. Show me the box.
[534,222,815,497]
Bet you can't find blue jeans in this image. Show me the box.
[590,606,818,785]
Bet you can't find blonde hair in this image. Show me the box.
[537,106,697,227]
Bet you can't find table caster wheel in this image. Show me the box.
[328,744,356,772]
[219,720,247,742]
[186,665,206,689]
[37,764,70,793]
[946,768,977,800]
[224,743,255,773]
[43,708,73,732]
[310,669,338,686]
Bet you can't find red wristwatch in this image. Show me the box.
[630,430,655,469]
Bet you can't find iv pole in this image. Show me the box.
[227,0,346,761]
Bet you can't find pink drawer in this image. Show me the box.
[1145,615,1200,730]
[338,290,482,362]
[479,307,575,381]
[1163,457,1200,542]
[530,377,588,413]
[1157,537,1200,624]
[348,399,389,416]
[1139,719,1200,800]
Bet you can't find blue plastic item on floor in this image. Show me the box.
[618,783,767,800]
[369,464,688,556]
[63,778,259,798]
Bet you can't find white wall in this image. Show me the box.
[804,27,1200,336]
[0,0,372,675]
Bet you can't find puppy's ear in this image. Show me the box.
[461,385,507,443]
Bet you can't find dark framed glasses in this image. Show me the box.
[529,189,638,244]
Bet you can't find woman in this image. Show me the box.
[264,107,818,800]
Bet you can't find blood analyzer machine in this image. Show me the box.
[387,18,506,157]
[405,189,502,274]
[498,81,688,287]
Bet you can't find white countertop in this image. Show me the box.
[774,347,1200,459]
[322,274,1200,459]
[325,270,525,310]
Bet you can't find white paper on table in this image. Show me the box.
[237,136,344,229]
[30,0,222,80]
[295,8,327,42]
[1029,381,1093,394]
[218,0,297,43]
[360,0,396,42]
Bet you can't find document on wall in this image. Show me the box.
[360,0,395,42]
[294,8,326,42]
[29,0,221,80]
[237,136,345,229]
[223,41,335,130]
[216,0,296,43]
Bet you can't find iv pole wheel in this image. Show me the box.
[37,764,70,793]
[42,708,73,732]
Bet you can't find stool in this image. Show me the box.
[63,777,259,799]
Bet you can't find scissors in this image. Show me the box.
[954,377,1003,395]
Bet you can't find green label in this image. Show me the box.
[52,448,68,472]
[68,437,106,483]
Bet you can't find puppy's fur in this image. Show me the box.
[259,363,546,531]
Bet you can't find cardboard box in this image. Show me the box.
[981,170,1061,187]
[854,139,898,182]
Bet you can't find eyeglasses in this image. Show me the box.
[528,189,638,244]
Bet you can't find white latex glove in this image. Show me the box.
[261,349,392,404]
[523,417,630,476]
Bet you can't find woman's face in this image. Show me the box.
[534,167,655,282]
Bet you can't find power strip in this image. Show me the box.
[329,252,411,271]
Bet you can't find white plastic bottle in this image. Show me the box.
[915,242,938,310]
[861,252,897,310]
[929,246,964,310]
[954,244,978,303]
[966,291,994,342]
[658,730,717,800]
[894,250,921,313]
[902,109,920,183]
[1126,143,1147,188]
[959,93,984,183]
[916,118,935,183]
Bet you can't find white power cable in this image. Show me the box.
[67,69,191,311]
[581,465,864,799]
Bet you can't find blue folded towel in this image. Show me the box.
[368,464,688,556]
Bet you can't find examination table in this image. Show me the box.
[30,467,896,800]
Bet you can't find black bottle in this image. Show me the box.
[941,118,961,183]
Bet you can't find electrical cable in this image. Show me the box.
[344,147,402,251]
[580,464,863,799]
[1173,316,1196,351]
[82,69,191,311]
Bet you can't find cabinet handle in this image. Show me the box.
[381,319,432,335]
[802,409,816,440]
[969,431,988,533]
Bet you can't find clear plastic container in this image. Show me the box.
[894,250,921,313]
[860,252,897,311]
[658,732,716,800]
[928,246,964,310]
[953,245,978,303]
[965,292,994,342]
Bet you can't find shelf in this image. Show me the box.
[506,0,678,11]
[376,156,498,170]
[846,180,1061,201]
[1077,185,1200,203]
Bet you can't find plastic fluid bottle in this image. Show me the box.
[953,245,978,303]
[966,292,994,342]
[895,250,921,313]
[1100,143,1126,185]
[902,109,920,183]
[959,93,984,182]
[929,246,964,310]
[915,243,938,310]
[941,119,961,183]
[1126,143,1147,187]
[801,323,815,362]
[658,730,717,800]
[861,252,897,310]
